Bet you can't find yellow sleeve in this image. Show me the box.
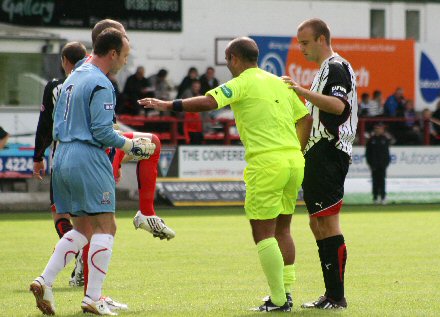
[206,77,243,109]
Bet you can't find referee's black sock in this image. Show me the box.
[322,235,347,301]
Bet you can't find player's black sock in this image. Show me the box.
[54,218,73,238]
[316,239,329,296]
[322,235,347,301]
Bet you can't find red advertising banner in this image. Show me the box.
[285,38,415,101]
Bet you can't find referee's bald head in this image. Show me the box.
[227,37,259,63]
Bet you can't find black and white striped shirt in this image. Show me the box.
[304,53,358,157]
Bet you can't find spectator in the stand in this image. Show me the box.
[420,108,439,145]
[384,87,406,117]
[182,80,204,144]
[200,66,219,95]
[369,90,383,117]
[384,87,406,138]
[147,69,173,100]
[176,66,199,98]
[365,122,391,205]
[396,99,421,145]
[358,92,370,117]
[431,100,440,135]
[122,66,154,114]
[0,126,9,149]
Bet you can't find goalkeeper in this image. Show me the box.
[30,29,156,316]
[33,20,175,295]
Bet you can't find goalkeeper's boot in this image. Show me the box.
[30,276,55,315]
[81,296,117,315]
[301,295,347,309]
[133,211,176,240]
[262,293,293,308]
[101,296,128,311]
[251,298,291,312]
[69,249,84,287]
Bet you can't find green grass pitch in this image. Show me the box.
[1,204,439,316]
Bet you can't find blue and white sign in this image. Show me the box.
[416,44,440,110]
[251,36,292,76]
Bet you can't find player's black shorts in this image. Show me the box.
[302,139,350,217]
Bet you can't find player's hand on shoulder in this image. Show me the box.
[281,76,306,97]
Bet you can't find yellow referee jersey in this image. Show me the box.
[207,67,308,160]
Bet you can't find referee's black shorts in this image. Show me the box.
[302,139,350,217]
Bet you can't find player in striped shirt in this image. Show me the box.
[283,18,358,309]
[139,37,312,312]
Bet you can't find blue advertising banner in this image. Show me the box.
[0,144,49,178]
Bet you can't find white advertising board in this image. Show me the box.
[178,146,246,178]
[349,146,440,178]
[180,145,440,179]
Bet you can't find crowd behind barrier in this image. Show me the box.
[117,115,440,146]
[113,66,440,146]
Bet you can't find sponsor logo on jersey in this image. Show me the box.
[104,103,114,110]
[220,85,233,98]
[331,86,347,93]
[101,192,111,204]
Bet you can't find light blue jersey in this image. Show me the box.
[52,62,124,214]
[53,62,125,149]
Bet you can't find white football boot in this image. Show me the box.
[81,296,117,315]
[133,211,176,240]
[101,296,128,311]
[29,276,55,315]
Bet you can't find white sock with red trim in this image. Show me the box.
[41,229,88,287]
[86,234,114,301]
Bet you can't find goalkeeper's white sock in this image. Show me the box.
[41,230,88,287]
[86,234,114,301]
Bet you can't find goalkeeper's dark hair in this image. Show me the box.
[298,18,331,46]
[61,42,87,65]
[92,19,125,45]
[93,28,127,57]
[227,37,259,63]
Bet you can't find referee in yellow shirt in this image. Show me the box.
[139,37,312,312]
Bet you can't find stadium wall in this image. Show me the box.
[19,0,440,87]
[114,145,440,205]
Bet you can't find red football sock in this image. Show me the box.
[82,242,90,295]
[112,132,134,180]
[137,134,161,216]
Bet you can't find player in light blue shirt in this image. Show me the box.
[30,28,154,315]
